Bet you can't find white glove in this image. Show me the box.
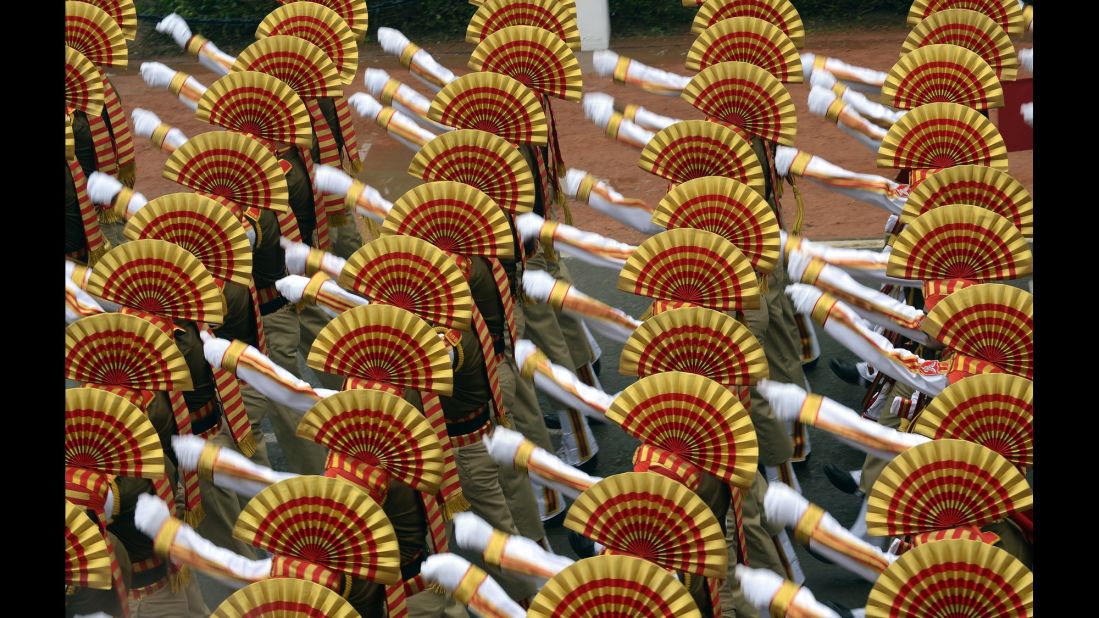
[155,13,192,48]
[483,427,601,499]
[66,277,106,324]
[133,493,172,538]
[348,92,383,119]
[314,164,354,197]
[453,512,574,581]
[86,172,123,206]
[582,92,615,128]
[764,483,896,582]
[172,435,297,498]
[735,565,842,618]
[421,554,526,618]
[1019,48,1033,73]
[130,108,161,139]
[274,275,311,305]
[515,340,614,421]
[140,62,177,90]
[280,238,312,275]
[278,238,346,278]
[203,336,339,413]
[135,493,273,588]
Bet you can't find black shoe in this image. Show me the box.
[802,356,819,370]
[592,357,602,377]
[829,358,870,387]
[543,414,561,430]
[568,530,596,558]
[824,463,861,495]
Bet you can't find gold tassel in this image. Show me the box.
[237,431,257,459]
[86,243,112,267]
[98,207,123,224]
[443,490,472,519]
[183,503,205,528]
[558,191,573,226]
[427,582,448,595]
[759,272,769,293]
[541,240,558,263]
[117,163,136,188]
[168,565,190,593]
[790,178,806,236]
[348,158,363,174]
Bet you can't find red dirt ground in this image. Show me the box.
[111,27,1033,244]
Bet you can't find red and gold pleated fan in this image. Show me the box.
[886,205,1032,283]
[685,16,802,82]
[528,555,703,618]
[124,192,253,287]
[339,235,474,331]
[74,0,137,40]
[681,61,797,145]
[297,389,445,494]
[883,44,1003,110]
[382,181,515,260]
[233,35,343,100]
[278,0,369,41]
[428,72,549,146]
[867,540,1032,618]
[408,129,536,215]
[65,1,128,68]
[618,228,761,311]
[65,313,193,391]
[641,119,769,192]
[606,372,758,488]
[638,120,765,194]
[901,165,1032,237]
[469,25,583,102]
[906,0,1025,36]
[65,46,105,117]
[65,501,113,590]
[65,387,165,479]
[163,130,290,213]
[564,471,728,578]
[922,283,1033,378]
[467,0,581,51]
[66,115,76,162]
[912,374,1033,468]
[212,578,362,618]
[902,9,1017,81]
[691,0,805,48]
[878,102,1008,170]
[197,71,313,149]
[234,476,401,585]
[86,239,226,326]
[619,306,768,386]
[307,304,454,395]
[257,2,358,86]
[652,176,780,274]
[866,439,1032,537]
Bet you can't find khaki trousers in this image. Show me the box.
[245,304,329,475]
[453,442,540,604]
